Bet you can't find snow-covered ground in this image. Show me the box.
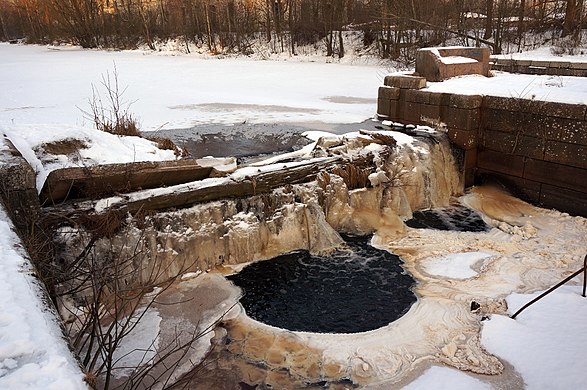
[1,42,587,389]
[492,46,587,62]
[0,43,382,131]
[0,206,86,389]
[424,71,587,104]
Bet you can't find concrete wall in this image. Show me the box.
[491,57,587,77]
[0,137,41,233]
[416,47,490,82]
[377,81,587,217]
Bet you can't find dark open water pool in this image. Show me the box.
[228,236,417,334]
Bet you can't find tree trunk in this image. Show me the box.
[517,0,526,50]
[483,0,494,40]
[0,5,9,41]
[205,3,214,52]
[562,0,580,37]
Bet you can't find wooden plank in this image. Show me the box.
[40,160,214,205]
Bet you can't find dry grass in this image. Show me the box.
[38,139,88,156]
[99,115,141,137]
[145,135,187,157]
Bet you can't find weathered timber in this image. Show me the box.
[45,154,377,224]
[40,159,213,205]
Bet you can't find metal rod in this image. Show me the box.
[582,255,587,298]
[511,264,586,320]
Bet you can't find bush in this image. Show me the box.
[82,64,141,137]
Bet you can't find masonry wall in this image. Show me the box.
[377,81,587,217]
[491,58,587,77]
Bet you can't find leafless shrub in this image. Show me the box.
[551,35,585,56]
[55,224,210,390]
[81,65,141,137]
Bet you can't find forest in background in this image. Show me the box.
[0,0,585,62]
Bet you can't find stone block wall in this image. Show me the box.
[491,57,587,77]
[377,80,587,217]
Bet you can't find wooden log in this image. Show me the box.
[40,160,213,205]
[44,154,376,226]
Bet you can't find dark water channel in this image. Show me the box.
[228,236,417,334]
[406,204,490,232]
[156,119,386,160]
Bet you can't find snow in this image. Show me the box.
[493,46,587,63]
[425,72,587,104]
[403,366,491,390]
[0,43,381,131]
[195,156,237,172]
[2,124,178,192]
[421,252,494,279]
[0,206,86,389]
[110,308,161,379]
[481,285,587,390]
[440,56,479,65]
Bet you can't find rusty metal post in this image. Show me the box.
[511,262,586,320]
[582,255,586,298]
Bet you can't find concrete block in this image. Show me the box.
[552,119,587,145]
[532,60,550,68]
[524,159,587,193]
[404,101,423,124]
[477,149,525,177]
[443,107,480,130]
[377,98,392,118]
[549,61,570,69]
[545,141,587,169]
[569,62,587,70]
[540,184,587,217]
[378,86,400,100]
[384,74,427,89]
[416,47,490,82]
[481,130,545,159]
[522,100,586,120]
[482,96,521,111]
[447,128,478,149]
[516,59,532,66]
[449,94,483,109]
[482,109,522,133]
[405,89,431,104]
[481,129,518,153]
[420,104,442,122]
